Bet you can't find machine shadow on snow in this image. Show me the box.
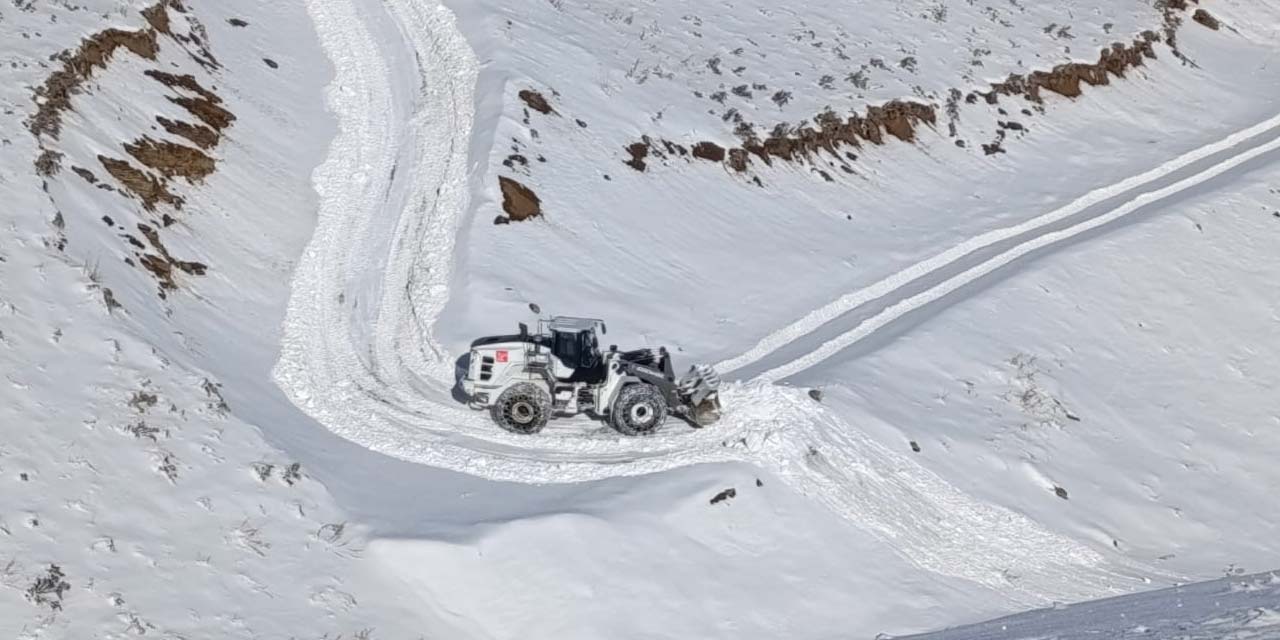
[451,352,472,405]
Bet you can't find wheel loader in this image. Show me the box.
[460,316,722,435]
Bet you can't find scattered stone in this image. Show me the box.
[73,166,99,184]
[1054,486,1070,500]
[624,140,650,171]
[807,388,824,402]
[1192,9,1220,30]
[910,440,921,453]
[710,488,737,505]
[691,141,726,162]
[518,89,554,115]
[263,58,278,69]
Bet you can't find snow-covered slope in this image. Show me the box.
[4,0,1280,638]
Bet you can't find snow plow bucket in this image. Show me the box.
[677,364,722,427]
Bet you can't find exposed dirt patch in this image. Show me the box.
[623,3,1212,179]
[1192,9,1221,30]
[143,69,219,102]
[86,66,230,217]
[497,177,542,223]
[983,34,1158,103]
[99,156,183,211]
[717,99,936,172]
[623,136,694,171]
[169,95,235,132]
[166,2,221,71]
[518,89,555,115]
[28,28,160,142]
[144,70,236,133]
[125,137,215,182]
[625,139,651,171]
[156,116,218,149]
[26,0,216,148]
[1155,0,1198,65]
[35,150,63,177]
[691,141,726,163]
[137,222,207,296]
[141,2,172,34]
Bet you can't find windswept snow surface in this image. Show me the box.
[908,571,1280,640]
[276,0,1280,618]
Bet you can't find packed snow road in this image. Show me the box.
[271,0,1277,607]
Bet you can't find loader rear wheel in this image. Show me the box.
[610,384,667,436]
[492,383,551,434]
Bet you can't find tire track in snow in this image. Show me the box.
[716,112,1280,381]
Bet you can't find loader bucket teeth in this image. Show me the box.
[692,395,722,426]
[676,364,723,426]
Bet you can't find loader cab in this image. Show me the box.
[546,316,607,384]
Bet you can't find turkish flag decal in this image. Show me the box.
[496,350,508,363]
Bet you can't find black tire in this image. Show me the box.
[610,384,668,436]
[491,382,551,434]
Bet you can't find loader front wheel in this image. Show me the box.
[492,383,551,434]
[610,384,668,436]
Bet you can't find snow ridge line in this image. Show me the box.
[716,111,1280,378]
[758,121,1280,382]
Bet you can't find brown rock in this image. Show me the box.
[518,90,554,115]
[1192,9,1220,30]
[498,177,542,221]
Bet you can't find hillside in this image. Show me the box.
[2,0,1278,638]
